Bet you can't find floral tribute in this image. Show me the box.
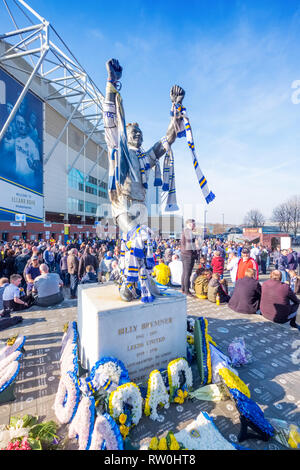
[167,357,193,403]
[218,367,251,398]
[0,351,22,374]
[89,413,124,450]
[68,395,96,450]
[0,414,59,450]
[89,356,130,392]
[173,412,236,450]
[55,321,81,425]
[55,324,133,450]
[146,431,184,451]
[0,336,26,401]
[54,371,81,424]
[229,388,274,442]
[144,369,170,421]
[0,335,26,361]
[0,361,20,394]
[108,382,143,439]
[193,318,215,385]
[60,322,78,376]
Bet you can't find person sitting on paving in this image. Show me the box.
[32,263,64,307]
[194,268,210,299]
[207,273,230,304]
[228,268,261,315]
[2,274,33,314]
[152,258,171,286]
[260,270,300,331]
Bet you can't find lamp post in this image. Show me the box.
[222,213,225,232]
[204,209,208,238]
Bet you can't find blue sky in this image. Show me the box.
[2,0,300,225]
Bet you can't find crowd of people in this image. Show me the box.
[0,223,299,332]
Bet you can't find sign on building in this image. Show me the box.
[0,68,44,222]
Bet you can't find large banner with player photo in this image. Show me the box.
[0,67,44,221]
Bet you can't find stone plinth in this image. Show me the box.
[77,283,187,384]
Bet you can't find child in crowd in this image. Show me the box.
[211,251,225,279]
[81,265,98,284]
[194,268,210,299]
[207,273,230,304]
[289,270,300,294]
[2,274,33,314]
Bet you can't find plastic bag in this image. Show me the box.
[228,337,252,367]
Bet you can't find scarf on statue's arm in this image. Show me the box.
[151,135,179,213]
[136,150,151,189]
[104,82,135,197]
[171,103,216,205]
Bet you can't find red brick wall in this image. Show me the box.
[242,228,289,249]
[0,221,98,242]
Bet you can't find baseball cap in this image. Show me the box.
[241,248,250,254]
[31,255,39,260]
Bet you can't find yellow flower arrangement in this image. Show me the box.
[119,413,127,425]
[174,389,188,404]
[63,323,69,334]
[6,335,18,346]
[169,434,180,450]
[148,432,182,450]
[203,319,212,384]
[144,370,157,417]
[108,382,143,441]
[187,335,194,345]
[148,431,183,450]
[119,425,129,439]
[207,334,216,347]
[218,367,251,398]
[288,425,300,449]
[149,437,159,450]
[158,437,167,450]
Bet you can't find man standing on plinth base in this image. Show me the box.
[181,219,199,297]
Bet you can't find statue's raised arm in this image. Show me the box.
[105,58,123,102]
[150,84,185,160]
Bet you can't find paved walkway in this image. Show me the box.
[0,282,299,450]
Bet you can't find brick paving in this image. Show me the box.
[0,279,299,450]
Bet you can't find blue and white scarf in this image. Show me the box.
[160,136,179,212]
[171,103,216,205]
[136,150,151,189]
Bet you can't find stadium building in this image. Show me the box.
[0,1,113,242]
[0,0,182,243]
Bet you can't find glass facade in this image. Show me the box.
[85,201,97,214]
[68,197,84,213]
[68,168,108,199]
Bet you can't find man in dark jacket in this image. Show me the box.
[287,248,298,271]
[180,219,198,296]
[15,248,31,287]
[228,268,261,314]
[78,247,98,280]
[260,270,300,330]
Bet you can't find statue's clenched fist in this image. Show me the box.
[106,58,123,82]
[170,85,185,105]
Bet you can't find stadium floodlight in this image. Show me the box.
[0,0,105,164]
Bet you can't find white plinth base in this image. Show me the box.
[77,283,187,384]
